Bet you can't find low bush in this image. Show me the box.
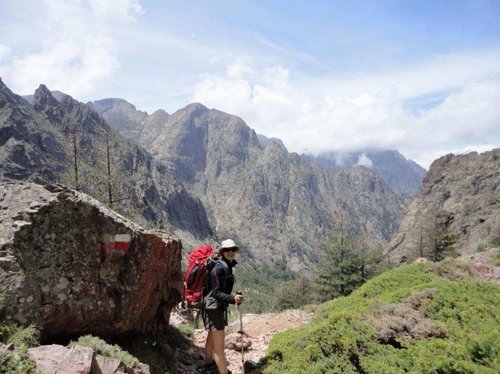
[0,347,39,374]
[0,320,40,373]
[70,335,138,368]
[263,263,500,373]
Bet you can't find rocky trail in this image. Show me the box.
[173,309,315,373]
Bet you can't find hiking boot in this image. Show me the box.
[202,361,216,369]
[201,361,217,373]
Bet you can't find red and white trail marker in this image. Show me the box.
[103,233,131,251]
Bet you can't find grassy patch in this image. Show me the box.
[493,252,500,267]
[70,335,139,368]
[263,263,500,373]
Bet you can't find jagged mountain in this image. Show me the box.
[90,99,406,269]
[256,134,288,151]
[89,99,424,197]
[88,98,168,147]
[303,150,426,196]
[387,150,500,263]
[24,89,67,104]
[0,79,212,240]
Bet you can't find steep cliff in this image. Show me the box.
[92,100,406,269]
[1,81,212,239]
[304,149,426,196]
[387,150,500,263]
[0,180,182,341]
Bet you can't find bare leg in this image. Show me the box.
[205,331,214,362]
[211,329,228,373]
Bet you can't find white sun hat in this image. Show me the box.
[219,239,239,252]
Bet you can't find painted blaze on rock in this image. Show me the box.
[103,233,132,251]
[0,180,182,340]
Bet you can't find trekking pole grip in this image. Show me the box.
[236,290,243,305]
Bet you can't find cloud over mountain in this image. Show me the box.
[192,51,500,168]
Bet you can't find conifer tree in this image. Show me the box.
[316,229,365,301]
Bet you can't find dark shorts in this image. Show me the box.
[202,308,226,331]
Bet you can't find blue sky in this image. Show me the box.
[1,0,499,167]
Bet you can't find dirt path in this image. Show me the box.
[173,309,314,373]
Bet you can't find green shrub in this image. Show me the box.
[493,252,500,267]
[0,347,39,374]
[0,320,40,348]
[263,263,500,373]
[70,335,138,368]
[7,325,40,348]
[0,320,40,372]
[477,244,486,252]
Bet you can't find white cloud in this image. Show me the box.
[356,153,373,168]
[0,44,11,62]
[89,0,144,21]
[191,52,500,168]
[0,0,143,97]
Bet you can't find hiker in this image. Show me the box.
[203,239,244,374]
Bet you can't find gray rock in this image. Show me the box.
[28,344,94,374]
[0,180,182,339]
[94,354,127,373]
[225,332,252,351]
[387,150,500,262]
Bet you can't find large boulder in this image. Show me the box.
[0,180,182,340]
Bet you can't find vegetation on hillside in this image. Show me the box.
[236,230,386,313]
[263,260,499,373]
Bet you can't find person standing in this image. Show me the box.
[202,239,244,374]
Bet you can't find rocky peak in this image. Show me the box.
[0,77,25,106]
[58,94,111,133]
[178,102,208,116]
[387,149,500,263]
[149,108,169,121]
[33,84,60,110]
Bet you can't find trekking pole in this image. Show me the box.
[236,291,244,367]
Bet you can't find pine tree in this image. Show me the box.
[316,231,365,301]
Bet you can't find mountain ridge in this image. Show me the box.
[89,96,406,269]
[1,81,213,241]
[387,149,500,263]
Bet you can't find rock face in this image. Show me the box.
[303,149,426,196]
[1,80,212,239]
[26,344,151,374]
[0,180,182,340]
[387,150,500,263]
[90,100,406,269]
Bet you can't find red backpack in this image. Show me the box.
[183,244,218,309]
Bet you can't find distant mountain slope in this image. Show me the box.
[88,98,168,146]
[303,150,426,196]
[1,79,212,239]
[90,98,424,197]
[387,150,500,263]
[90,98,406,269]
